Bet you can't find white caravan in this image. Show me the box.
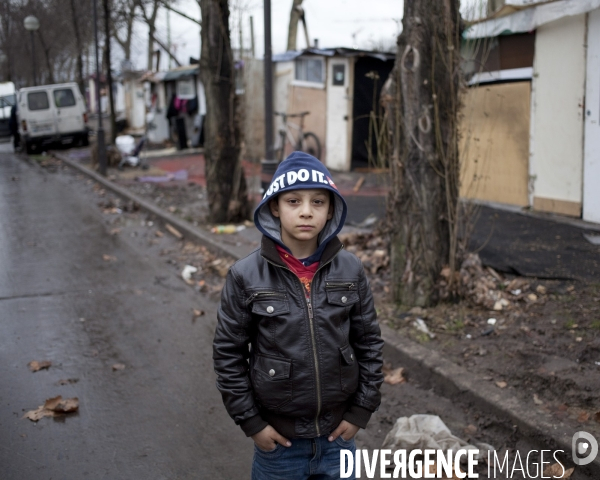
[18,82,88,153]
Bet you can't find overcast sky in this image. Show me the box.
[124,0,494,71]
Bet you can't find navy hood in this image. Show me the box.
[254,152,347,261]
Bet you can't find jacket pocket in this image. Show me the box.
[339,344,359,394]
[247,291,290,317]
[251,354,293,409]
[325,282,359,307]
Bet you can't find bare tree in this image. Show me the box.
[0,0,94,88]
[140,0,161,71]
[37,29,56,84]
[199,0,249,222]
[103,0,117,144]
[113,0,139,61]
[0,1,15,81]
[69,0,85,94]
[387,0,462,306]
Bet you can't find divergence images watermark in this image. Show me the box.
[339,431,598,478]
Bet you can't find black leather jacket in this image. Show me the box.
[213,236,384,439]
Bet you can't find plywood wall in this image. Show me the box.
[287,85,327,162]
[460,81,531,207]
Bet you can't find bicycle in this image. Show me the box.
[274,111,321,162]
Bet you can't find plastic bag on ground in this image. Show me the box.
[381,414,493,461]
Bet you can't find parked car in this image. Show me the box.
[0,81,16,139]
[18,82,89,154]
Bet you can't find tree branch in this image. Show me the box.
[151,32,181,66]
[159,1,201,25]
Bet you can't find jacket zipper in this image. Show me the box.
[264,245,343,436]
[245,291,286,305]
[325,282,355,290]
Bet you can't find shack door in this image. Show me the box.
[325,58,351,171]
[584,9,600,223]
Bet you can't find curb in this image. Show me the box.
[53,152,243,262]
[381,323,600,476]
[52,151,599,477]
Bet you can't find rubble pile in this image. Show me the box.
[439,253,544,311]
[339,231,390,275]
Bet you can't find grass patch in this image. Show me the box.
[447,318,465,332]
[564,318,577,329]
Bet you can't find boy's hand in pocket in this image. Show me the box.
[328,420,359,442]
[252,425,292,451]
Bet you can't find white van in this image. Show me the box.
[0,82,17,139]
[18,82,89,154]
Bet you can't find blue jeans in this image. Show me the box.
[251,435,356,480]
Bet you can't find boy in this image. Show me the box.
[213,152,384,479]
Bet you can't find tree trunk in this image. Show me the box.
[387,0,461,307]
[199,0,249,223]
[69,0,85,96]
[103,0,117,144]
[37,31,55,84]
[286,0,303,51]
[147,0,160,71]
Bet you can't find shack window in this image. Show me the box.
[28,91,50,111]
[295,57,324,84]
[54,88,76,108]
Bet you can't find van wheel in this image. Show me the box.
[25,141,36,155]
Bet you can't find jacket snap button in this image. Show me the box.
[341,296,347,303]
[350,353,354,360]
[266,306,274,313]
[269,369,275,377]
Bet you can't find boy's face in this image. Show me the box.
[269,189,334,250]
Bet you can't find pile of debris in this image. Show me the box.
[339,231,390,275]
[439,253,545,311]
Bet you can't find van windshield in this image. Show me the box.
[0,94,16,108]
[54,89,76,108]
[28,92,50,111]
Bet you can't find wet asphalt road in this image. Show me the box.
[0,144,251,479]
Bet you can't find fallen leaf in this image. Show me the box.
[23,395,79,422]
[109,228,121,235]
[192,309,205,318]
[533,394,544,405]
[28,360,52,372]
[112,363,126,371]
[102,254,117,262]
[45,396,79,413]
[543,463,574,478]
[527,293,538,302]
[495,381,508,389]
[578,411,590,423]
[536,285,547,295]
[384,367,406,385]
[595,411,600,424]
[464,424,478,436]
[155,230,164,238]
[165,223,183,239]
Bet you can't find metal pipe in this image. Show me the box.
[261,0,277,192]
[30,31,37,86]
